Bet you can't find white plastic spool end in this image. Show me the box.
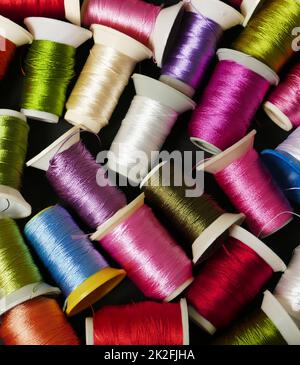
[188,305,216,335]
[180,299,190,345]
[262,291,300,345]
[0,15,33,46]
[199,130,256,174]
[24,17,92,47]
[26,125,80,171]
[132,74,196,114]
[190,137,222,155]
[188,0,244,30]
[263,101,293,132]
[151,1,184,68]
[159,75,195,98]
[217,48,279,86]
[164,278,194,302]
[0,109,26,121]
[229,225,286,272]
[85,317,94,345]
[21,109,60,124]
[91,25,152,61]
[64,0,81,26]
[241,0,261,26]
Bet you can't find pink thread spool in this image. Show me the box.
[199,131,293,237]
[91,194,193,302]
[264,63,300,131]
[189,49,279,155]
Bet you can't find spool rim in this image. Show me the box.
[241,0,261,26]
[85,317,94,345]
[0,185,32,219]
[263,101,293,132]
[66,267,126,316]
[188,305,216,335]
[192,213,245,264]
[180,298,190,345]
[190,137,222,155]
[229,225,286,272]
[0,15,33,46]
[164,278,194,302]
[0,109,26,121]
[21,109,59,124]
[140,161,166,189]
[64,0,81,26]
[159,75,195,98]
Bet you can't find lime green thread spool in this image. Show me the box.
[0,110,31,219]
[214,291,300,345]
[21,17,92,124]
[233,0,300,73]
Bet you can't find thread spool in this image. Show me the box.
[0,218,60,316]
[160,0,243,97]
[65,25,152,134]
[91,194,194,302]
[108,74,195,184]
[200,131,293,237]
[0,297,79,345]
[140,161,244,264]
[233,0,300,73]
[262,128,300,205]
[21,17,92,124]
[187,225,286,334]
[24,205,126,316]
[214,291,300,345]
[27,134,127,230]
[0,16,32,80]
[188,48,279,154]
[0,0,80,25]
[0,110,32,218]
[82,0,185,67]
[86,299,189,345]
[222,0,261,26]
[264,63,300,131]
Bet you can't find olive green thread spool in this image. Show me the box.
[0,110,31,219]
[140,161,245,264]
[21,17,92,124]
[0,218,60,316]
[214,291,300,345]
[233,0,300,73]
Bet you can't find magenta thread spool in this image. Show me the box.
[189,48,279,154]
[200,131,293,237]
[91,194,194,302]
[160,0,243,97]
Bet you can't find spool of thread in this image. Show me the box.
[0,110,32,218]
[0,297,79,345]
[274,246,300,325]
[81,0,185,67]
[65,25,152,134]
[0,16,32,80]
[0,0,81,25]
[232,0,300,73]
[91,194,193,302]
[0,218,60,315]
[262,128,300,205]
[187,225,286,334]
[214,291,300,345]
[264,63,300,131]
[188,48,279,154]
[222,0,261,26]
[85,299,189,345]
[24,205,126,316]
[201,131,293,237]
[140,161,244,264]
[160,0,243,97]
[21,17,92,124]
[108,74,195,184]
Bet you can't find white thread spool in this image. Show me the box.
[21,17,92,124]
[108,74,195,184]
[0,109,32,219]
[188,226,286,335]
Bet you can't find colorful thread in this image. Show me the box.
[0,36,16,80]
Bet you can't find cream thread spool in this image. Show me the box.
[21,17,92,124]
[65,25,152,134]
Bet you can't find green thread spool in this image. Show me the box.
[140,161,244,264]
[0,218,60,315]
[233,0,300,73]
[21,17,92,124]
[0,110,31,219]
[214,291,300,345]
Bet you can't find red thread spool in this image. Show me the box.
[0,297,79,345]
[86,299,189,345]
[186,225,286,334]
[0,36,16,80]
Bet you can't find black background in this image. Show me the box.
[1,0,300,346]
